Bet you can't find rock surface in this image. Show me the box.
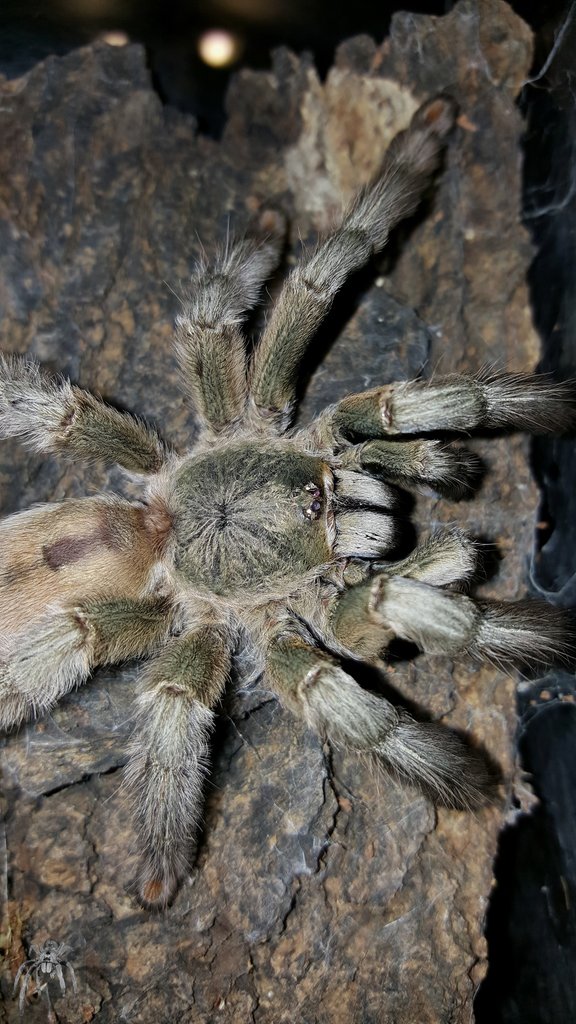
[0,3,540,1022]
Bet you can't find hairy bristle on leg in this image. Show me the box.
[472,600,576,669]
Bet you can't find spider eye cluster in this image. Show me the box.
[302,481,323,520]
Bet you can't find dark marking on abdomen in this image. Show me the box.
[42,533,103,569]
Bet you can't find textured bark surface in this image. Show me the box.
[0,3,539,1022]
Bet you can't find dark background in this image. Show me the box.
[1,1,575,1020]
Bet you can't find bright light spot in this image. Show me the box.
[197,30,241,68]
[100,30,130,47]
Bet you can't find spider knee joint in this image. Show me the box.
[367,576,388,618]
[157,681,188,698]
[299,665,324,696]
[378,392,394,429]
[72,608,91,640]
[59,403,77,432]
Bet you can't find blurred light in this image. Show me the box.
[100,30,130,46]
[197,30,242,68]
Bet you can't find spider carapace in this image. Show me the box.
[169,447,332,595]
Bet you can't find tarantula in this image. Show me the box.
[13,939,77,1014]
[0,96,572,910]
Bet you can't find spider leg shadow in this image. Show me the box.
[339,655,503,804]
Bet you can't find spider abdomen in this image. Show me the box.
[167,443,333,596]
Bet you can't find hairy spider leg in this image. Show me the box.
[340,438,483,499]
[53,963,66,996]
[264,627,494,809]
[0,355,168,472]
[373,529,479,587]
[312,371,576,446]
[66,962,78,993]
[329,574,575,669]
[248,96,457,429]
[174,235,282,433]
[125,624,231,910]
[0,596,174,731]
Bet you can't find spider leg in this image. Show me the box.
[265,629,494,809]
[175,235,282,433]
[0,355,168,473]
[0,595,175,730]
[17,971,31,1013]
[125,624,231,911]
[66,963,78,994]
[340,438,482,499]
[329,574,574,668]
[13,960,33,992]
[373,529,478,588]
[248,96,456,430]
[34,966,51,1008]
[312,371,576,445]
[54,963,66,996]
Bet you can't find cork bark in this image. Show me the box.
[0,3,539,1022]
